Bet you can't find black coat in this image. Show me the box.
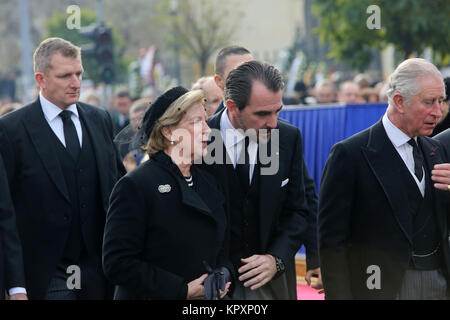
[103,151,230,300]
[319,120,450,299]
[205,109,314,300]
[0,99,125,299]
[0,153,25,299]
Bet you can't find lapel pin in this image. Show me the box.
[158,184,171,193]
[430,152,435,157]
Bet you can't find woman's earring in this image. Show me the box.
[170,140,174,145]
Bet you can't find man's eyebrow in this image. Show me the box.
[254,106,283,114]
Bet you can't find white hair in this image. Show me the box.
[386,58,443,106]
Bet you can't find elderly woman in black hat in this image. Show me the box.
[103,87,231,300]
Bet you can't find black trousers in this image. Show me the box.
[45,252,108,300]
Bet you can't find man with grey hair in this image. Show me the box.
[315,80,337,104]
[191,76,222,116]
[337,80,363,104]
[0,37,125,299]
[319,58,449,299]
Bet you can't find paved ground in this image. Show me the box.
[297,284,324,300]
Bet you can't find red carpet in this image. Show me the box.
[297,284,324,300]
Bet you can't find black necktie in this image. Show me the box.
[59,110,80,160]
[407,138,424,182]
[236,137,250,192]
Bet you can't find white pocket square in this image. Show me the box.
[281,178,289,187]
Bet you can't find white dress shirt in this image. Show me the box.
[40,92,83,147]
[220,109,258,183]
[382,113,425,196]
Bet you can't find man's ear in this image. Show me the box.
[226,99,240,118]
[35,72,45,89]
[214,74,224,92]
[393,92,406,114]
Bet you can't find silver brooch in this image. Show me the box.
[158,184,171,193]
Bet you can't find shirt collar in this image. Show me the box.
[382,112,416,147]
[220,108,246,150]
[39,92,79,122]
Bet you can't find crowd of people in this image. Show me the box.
[282,73,383,105]
[0,36,449,301]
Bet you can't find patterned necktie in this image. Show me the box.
[407,138,424,182]
[59,110,80,161]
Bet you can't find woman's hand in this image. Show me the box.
[187,273,208,300]
[219,281,231,299]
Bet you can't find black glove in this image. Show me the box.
[203,261,230,300]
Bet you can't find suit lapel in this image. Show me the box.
[77,104,110,211]
[176,170,225,228]
[259,127,282,249]
[177,175,213,216]
[419,136,447,240]
[153,154,218,223]
[419,136,440,176]
[361,120,413,244]
[206,108,232,196]
[23,100,70,203]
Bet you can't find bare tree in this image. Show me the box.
[158,0,243,76]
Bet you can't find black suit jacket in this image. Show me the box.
[0,153,25,299]
[319,120,450,299]
[434,128,450,158]
[214,101,226,115]
[103,151,230,300]
[0,98,125,299]
[434,128,450,242]
[205,109,315,299]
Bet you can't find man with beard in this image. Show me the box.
[204,60,319,299]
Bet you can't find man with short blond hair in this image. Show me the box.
[0,37,125,299]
